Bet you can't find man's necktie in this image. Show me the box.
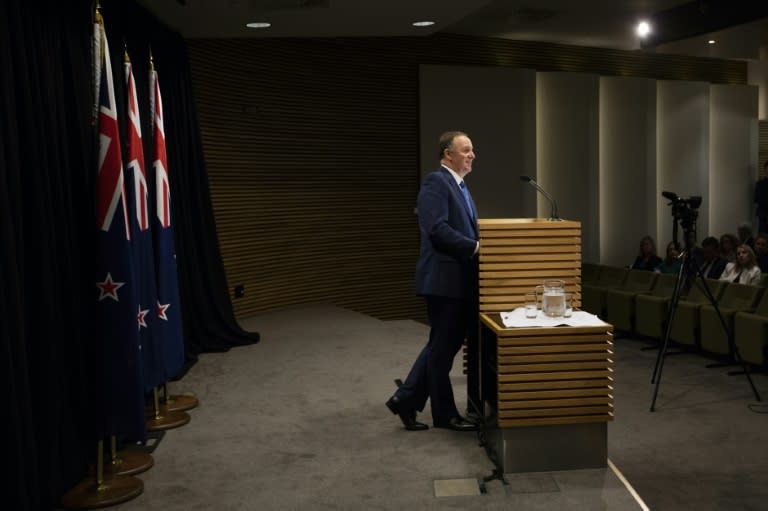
[459,181,475,219]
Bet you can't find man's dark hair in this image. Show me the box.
[701,236,719,249]
[438,131,468,160]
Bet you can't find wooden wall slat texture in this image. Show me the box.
[186,34,747,321]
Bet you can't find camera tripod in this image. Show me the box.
[649,243,762,411]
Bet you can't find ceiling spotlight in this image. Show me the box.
[412,21,435,27]
[708,39,716,44]
[246,22,271,29]
[636,21,651,38]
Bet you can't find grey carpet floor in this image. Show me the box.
[101,304,768,511]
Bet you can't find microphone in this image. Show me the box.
[520,175,562,221]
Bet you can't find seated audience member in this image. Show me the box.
[696,236,727,279]
[719,233,739,263]
[719,244,762,286]
[655,241,682,274]
[737,222,755,249]
[753,234,768,272]
[631,235,663,271]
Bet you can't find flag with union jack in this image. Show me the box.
[150,59,186,381]
[124,52,165,391]
[93,12,145,441]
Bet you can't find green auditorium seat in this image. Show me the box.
[634,273,680,339]
[669,279,728,348]
[699,283,764,357]
[603,270,659,333]
[581,266,628,318]
[733,291,768,367]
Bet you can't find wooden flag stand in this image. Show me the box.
[60,440,143,510]
[161,383,199,412]
[146,387,190,430]
[102,436,154,476]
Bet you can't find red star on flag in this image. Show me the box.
[96,272,125,301]
[157,301,170,321]
[137,305,149,329]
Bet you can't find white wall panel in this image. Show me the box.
[419,65,537,218]
[537,72,600,263]
[599,77,657,267]
[656,81,710,248]
[709,84,759,239]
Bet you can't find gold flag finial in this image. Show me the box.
[123,39,130,63]
[95,1,103,25]
[149,48,155,72]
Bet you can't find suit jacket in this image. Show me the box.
[415,167,479,298]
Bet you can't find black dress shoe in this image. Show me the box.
[435,416,478,432]
[386,396,428,431]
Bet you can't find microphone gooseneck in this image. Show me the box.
[520,175,561,221]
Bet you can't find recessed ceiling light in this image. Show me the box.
[708,39,716,44]
[412,21,435,27]
[246,22,271,29]
[636,21,651,38]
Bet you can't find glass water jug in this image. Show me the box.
[541,279,566,317]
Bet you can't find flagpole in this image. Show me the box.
[102,435,154,477]
[161,382,199,412]
[61,5,144,507]
[60,440,143,509]
[146,386,191,431]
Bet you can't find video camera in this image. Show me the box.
[662,191,701,245]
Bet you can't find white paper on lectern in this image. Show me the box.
[500,308,607,328]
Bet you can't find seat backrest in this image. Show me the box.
[683,278,727,303]
[650,273,678,297]
[752,288,768,316]
[595,266,628,287]
[620,269,658,292]
[718,283,764,310]
[581,263,602,284]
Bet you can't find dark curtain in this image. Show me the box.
[1,0,258,509]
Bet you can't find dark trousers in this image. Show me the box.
[395,295,471,425]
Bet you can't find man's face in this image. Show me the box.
[755,237,768,255]
[444,135,475,176]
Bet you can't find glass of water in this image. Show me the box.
[525,292,538,318]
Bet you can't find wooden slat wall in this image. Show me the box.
[186,34,746,321]
[479,219,582,313]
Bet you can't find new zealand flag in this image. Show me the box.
[150,65,186,381]
[93,19,145,441]
[124,56,165,391]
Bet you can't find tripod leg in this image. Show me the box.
[731,341,762,401]
[650,256,687,411]
[695,275,761,401]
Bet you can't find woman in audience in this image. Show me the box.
[632,235,662,271]
[654,241,682,274]
[719,233,739,262]
[719,244,762,286]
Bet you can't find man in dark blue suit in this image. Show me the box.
[386,131,479,432]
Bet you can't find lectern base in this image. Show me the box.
[487,422,607,474]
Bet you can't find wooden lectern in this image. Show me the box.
[469,218,614,473]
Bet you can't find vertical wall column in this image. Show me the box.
[656,81,710,246]
[537,72,600,263]
[709,84,760,237]
[419,65,537,218]
[599,77,657,267]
